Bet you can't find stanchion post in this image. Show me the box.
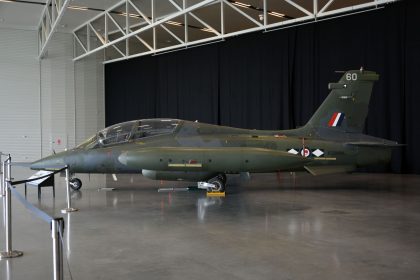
[61,166,78,213]
[0,180,24,259]
[0,160,4,197]
[2,159,6,228]
[2,155,11,197]
[51,218,64,280]
[7,155,11,184]
[1,158,7,197]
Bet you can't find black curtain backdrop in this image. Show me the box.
[105,0,420,174]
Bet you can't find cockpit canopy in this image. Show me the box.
[77,119,180,149]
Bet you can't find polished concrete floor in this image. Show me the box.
[1,168,420,279]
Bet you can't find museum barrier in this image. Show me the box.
[1,159,71,280]
[0,153,11,197]
[61,167,78,214]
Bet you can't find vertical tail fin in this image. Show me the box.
[305,69,379,133]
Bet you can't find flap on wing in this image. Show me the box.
[304,165,355,176]
[345,141,404,147]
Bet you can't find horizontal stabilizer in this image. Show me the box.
[345,141,404,147]
[304,165,355,176]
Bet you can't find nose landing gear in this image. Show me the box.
[198,174,227,192]
[69,178,82,190]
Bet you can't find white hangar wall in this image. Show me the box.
[0,29,40,162]
[0,28,104,162]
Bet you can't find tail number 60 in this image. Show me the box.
[346,73,358,81]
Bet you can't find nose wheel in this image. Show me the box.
[69,178,82,190]
[208,177,225,192]
[198,174,226,192]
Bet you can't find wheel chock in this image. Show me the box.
[206,191,225,197]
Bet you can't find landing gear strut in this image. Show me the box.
[69,178,82,190]
[198,174,227,192]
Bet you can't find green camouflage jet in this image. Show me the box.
[31,69,401,191]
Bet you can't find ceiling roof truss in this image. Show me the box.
[69,0,397,64]
[38,0,71,59]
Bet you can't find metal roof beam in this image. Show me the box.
[38,0,71,59]
[72,0,398,63]
[73,0,218,61]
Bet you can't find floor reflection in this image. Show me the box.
[1,259,12,280]
[4,171,420,280]
[70,190,82,201]
[196,197,223,222]
[66,212,72,260]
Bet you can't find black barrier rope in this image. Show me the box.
[10,166,67,186]
[4,164,75,279]
[5,166,67,222]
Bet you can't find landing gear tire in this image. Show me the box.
[69,178,82,190]
[217,174,227,184]
[208,177,225,192]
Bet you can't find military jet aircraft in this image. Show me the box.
[31,69,401,191]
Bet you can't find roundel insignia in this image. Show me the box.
[301,148,310,157]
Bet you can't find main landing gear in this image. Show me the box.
[69,178,82,190]
[198,174,227,192]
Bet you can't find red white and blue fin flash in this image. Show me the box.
[328,112,345,127]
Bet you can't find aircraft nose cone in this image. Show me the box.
[30,159,48,170]
[31,155,66,170]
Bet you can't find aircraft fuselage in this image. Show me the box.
[31,121,392,182]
